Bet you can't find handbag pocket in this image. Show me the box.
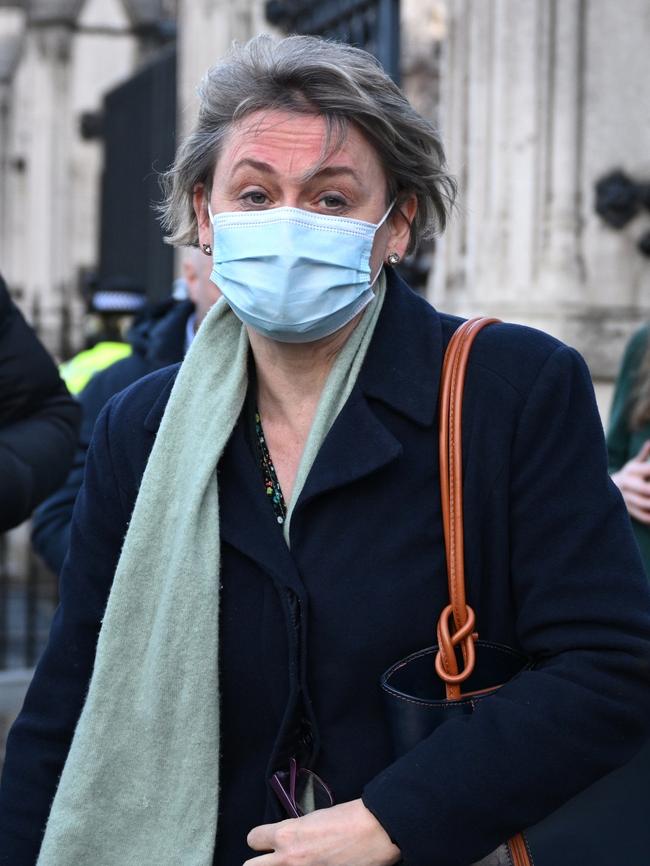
[381,641,531,756]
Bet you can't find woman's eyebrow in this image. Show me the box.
[230,158,277,175]
[300,165,362,184]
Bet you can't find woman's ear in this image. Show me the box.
[193,184,211,249]
[386,195,418,260]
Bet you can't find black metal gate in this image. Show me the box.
[265,0,400,83]
[98,44,177,305]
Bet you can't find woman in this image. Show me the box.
[608,324,650,574]
[1,35,649,866]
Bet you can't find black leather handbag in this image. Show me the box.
[380,317,650,866]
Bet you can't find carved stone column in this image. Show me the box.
[177,0,275,139]
[22,21,75,348]
[2,1,141,353]
[430,0,650,384]
[0,9,23,270]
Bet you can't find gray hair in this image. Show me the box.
[159,34,456,253]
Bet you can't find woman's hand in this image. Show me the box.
[245,798,402,866]
[611,441,650,524]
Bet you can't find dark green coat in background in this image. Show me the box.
[607,323,650,574]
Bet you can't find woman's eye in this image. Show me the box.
[242,191,268,206]
[319,195,347,210]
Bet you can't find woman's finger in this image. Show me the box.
[622,461,650,481]
[622,482,650,504]
[628,504,650,525]
[622,490,650,512]
[247,821,284,852]
[628,508,650,526]
[626,498,650,522]
[620,473,650,496]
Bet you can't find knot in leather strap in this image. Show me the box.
[434,603,478,685]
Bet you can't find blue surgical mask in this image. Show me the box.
[208,202,394,343]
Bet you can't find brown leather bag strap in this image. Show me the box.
[436,318,533,866]
[435,317,501,700]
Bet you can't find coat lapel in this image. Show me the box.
[359,270,443,427]
[294,384,403,512]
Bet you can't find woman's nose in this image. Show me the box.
[276,193,301,209]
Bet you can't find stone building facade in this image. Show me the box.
[0,0,174,355]
[432,0,650,412]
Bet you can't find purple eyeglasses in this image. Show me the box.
[269,757,334,818]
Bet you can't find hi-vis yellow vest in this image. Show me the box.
[59,342,132,395]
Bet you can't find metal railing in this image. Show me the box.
[0,533,57,670]
[265,0,401,84]
[0,530,58,762]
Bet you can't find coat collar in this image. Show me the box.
[358,269,442,428]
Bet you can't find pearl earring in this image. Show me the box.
[387,252,401,265]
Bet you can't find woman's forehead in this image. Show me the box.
[216,109,384,182]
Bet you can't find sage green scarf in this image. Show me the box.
[37,274,386,866]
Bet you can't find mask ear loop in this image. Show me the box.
[369,199,397,287]
[376,199,397,230]
[206,203,216,259]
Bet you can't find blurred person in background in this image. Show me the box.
[58,275,147,395]
[0,274,80,532]
[31,249,218,575]
[608,323,650,575]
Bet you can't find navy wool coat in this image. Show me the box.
[1,273,650,866]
